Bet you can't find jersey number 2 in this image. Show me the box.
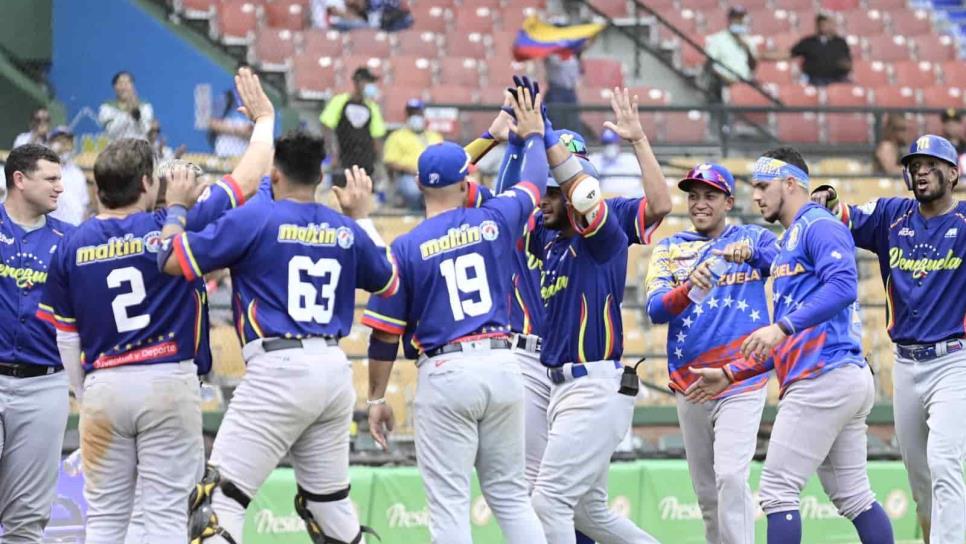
[107,267,151,332]
[288,256,342,323]
[439,253,492,321]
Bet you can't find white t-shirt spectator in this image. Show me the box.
[705,30,757,82]
[589,150,643,197]
[98,101,154,141]
[49,161,89,226]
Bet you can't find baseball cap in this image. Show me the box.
[678,163,736,195]
[405,98,425,112]
[728,5,747,17]
[418,142,471,187]
[352,67,379,82]
[601,128,620,145]
[555,129,588,157]
[941,108,962,123]
[901,134,959,168]
[48,125,73,141]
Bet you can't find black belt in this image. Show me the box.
[424,338,512,359]
[0,362,63,379]
[262,337,338,353]
[513,334,542,353]
[897,338,964,362]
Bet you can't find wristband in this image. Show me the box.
[164,205,188,228]
[366,398,387,406]
[777,317,795,336]
[251,116,274,145]
[480,130,494,140]
[368,337,399,362]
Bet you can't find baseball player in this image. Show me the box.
[686,148,894,543]
[811,134,966,544]
[362,88,554,544]
[644,163,775,544]
[0,143,71,542]
[36,68,276,543]
[160,132,397,544]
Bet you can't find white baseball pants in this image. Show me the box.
[513,343,552,491]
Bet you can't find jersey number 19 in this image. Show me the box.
[439,253,492,321]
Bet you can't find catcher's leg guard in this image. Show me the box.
[294,485,380,544]
[188,465,250,544]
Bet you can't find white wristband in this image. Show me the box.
[366,398,387,406]
[250,116,274,145]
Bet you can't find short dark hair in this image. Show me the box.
[816,13,830,24]
[760,146,810,176]
[93,139,154,209]
[112,70,133,86]
[274,132,326,186]
[5,144,60,189]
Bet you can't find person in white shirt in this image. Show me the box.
[98,71,154,141]
[46,126,90,225]
[13,108,51,149]
[589,128,644,197]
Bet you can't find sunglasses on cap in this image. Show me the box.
[681,165,732,195]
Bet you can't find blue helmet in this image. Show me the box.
[555,129,588,158]
[901,135,959,168]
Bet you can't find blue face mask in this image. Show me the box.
[729,23,748,35]
[363,83,380,100]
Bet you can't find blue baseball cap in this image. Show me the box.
[678,163,736,195]
[406,98,425,111]
[555,129,588,157]
[601,128,620,144]
[901,134,959,168]
[418,142,470,187]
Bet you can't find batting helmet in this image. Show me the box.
[555,129,588,158]
[901,134,960,189]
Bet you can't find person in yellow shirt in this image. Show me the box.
[383,98,442,210]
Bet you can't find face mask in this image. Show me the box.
[729,24,748,34]
[603,144,620,159]
[407,115,425,132]
[363,83,380,100]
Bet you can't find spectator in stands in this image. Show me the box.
[13,108,51,149]
[940,108,965,155]
[383,98,442,210]
[544,50,583,133]
[588,128,643,197]
[789,13,852,86]
[209,89,252,158]
[704,6,757,99]
[46,126,90,225]
[98,71,154,141]
[320,66,386,188]
[147,120,186,163]
[873,114,908,176]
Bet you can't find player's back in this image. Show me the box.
[47,213,212,373]
[391,206,519,353]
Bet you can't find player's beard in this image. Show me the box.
[912,171,948,204]
[761,193,783,223]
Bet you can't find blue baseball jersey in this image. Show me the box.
[37,176,247,373]
[172,197,399,344]
[1,206,74,367]
[727,203,865,394]
[362,183,541,353]
[645,224,776,398]
[538,197,660,367]
[840,197,966,344]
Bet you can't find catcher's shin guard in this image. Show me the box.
[293,485,380,544]
[188,465,249,544]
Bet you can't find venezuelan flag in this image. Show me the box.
[512,15,606,61]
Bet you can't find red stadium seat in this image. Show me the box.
[851,60,890,87]
[738,0,770,10]
[582,58,624,88]
[728,82,776,127]
[263,0,306,31]
[213,0,258,45]
[489,31,517,59]
[891,60,938,88]
[348,29,392,58]
[865,35,911,62]
[390,56,435,88]
[865,0,906,9]
[824,84,871,143]
[624,86,667,137]
[767,33,800,57]
[871,86,917,107]
[410,4,449,33]
[775,84,820,143]
[920,86,966,108]
[592,0,631,19]
[252,28,296,71]
[393,31,441,58]
[748,9,793,35]
[438,57,483,87]
[909,35,958,63]
[177,0,218,19]
[679,42,706,73]
[500,7,539,33]
[889,9,933,36]
[484,59,535,86]
[290,55,339,99]
[938,61,966,88]
[338,56,387,80]
[658,10,701,45]
[773,0,815,11]
[464,0,503,10]
[842,11,886,37]
[679,0,721,11]
[640,0,677,10]
[427,84,478,104]
[446,31,488,59]
[301,29,344,58]
[453,8,496,34]
[381,90,423,125]
[664,111,710,143]
[757,61,797,85]
[577,86,614,137]
[820,0,859,11]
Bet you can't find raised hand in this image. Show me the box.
[235,67,274,123]
[332,165,373,219]
[164,163,204,209]
[603,87,646,143]
[486,91,516,143]
[508,86,545,139]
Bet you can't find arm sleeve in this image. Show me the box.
[644,241,692,323]
[465,136,499,164]
[171,204,264,280]
[361,243,410,335]
[778,219,858,334]
[35,246,77,333]
[352,221,400,297]
[607,197,660,245]
[726,355,775,382]
[573,201,629,263]
[185,176,247,231]
[368,103,387,138]
[320,95,347,129]
[750,227,780,275]
[56,330,85,403]
[483,134,546,234]
[494,141,524,194]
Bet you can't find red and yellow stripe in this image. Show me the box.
[36,304,77,332]
[577,294,589,363]
[173,234,203,281]
[361,310,407,335]
[602,294,615,359]
[579,202,609,238]
[515,181,540,207]
[233,295,246,341]
[514,283,533,335]
[373,249,400,297]
[217,175,246,208]
[885,275,895,333]
[193,290,204,354]
[247,300,265,338]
